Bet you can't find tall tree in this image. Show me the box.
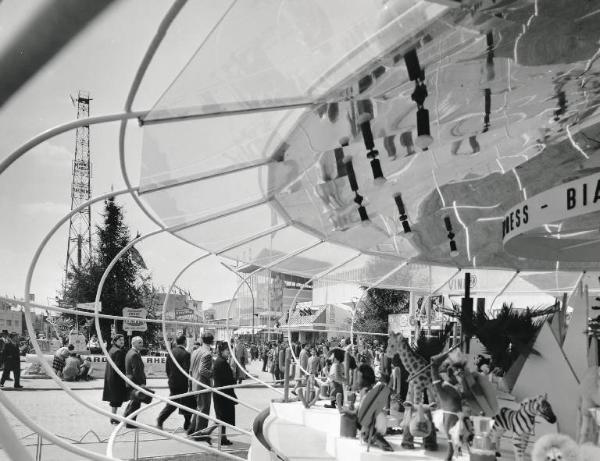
[59,197,156,345]
[353,287,409,341]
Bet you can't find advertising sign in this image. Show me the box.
[503,173,600,261]
[122,308,148,332]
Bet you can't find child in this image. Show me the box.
[79,357,92,380]
[324,348,345,408]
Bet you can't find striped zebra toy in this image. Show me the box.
[490,394,556,461]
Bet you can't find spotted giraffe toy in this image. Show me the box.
[386,331,438,450]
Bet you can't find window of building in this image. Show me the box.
[6,320,11,326]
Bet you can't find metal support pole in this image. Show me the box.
[217,424,222,451]
[283,348,291,402]
[133,429,139,460]
[35,433,43,461]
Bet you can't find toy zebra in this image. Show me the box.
[491,394,556,461]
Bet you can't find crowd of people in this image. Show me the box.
[98,332,395,445]
[102,332,240,446]
[0,331,23,389]
[254,337,389,392]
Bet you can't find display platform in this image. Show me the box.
[250,399,548,461]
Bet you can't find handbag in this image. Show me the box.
[134,386,155,404]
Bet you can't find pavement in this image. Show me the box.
[8,357,278,391]
[0,360,282,461]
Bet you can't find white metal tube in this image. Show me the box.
[284,253,363,384]
[224,240,323,393]
[92,232,251,435]
[489,270,520,313]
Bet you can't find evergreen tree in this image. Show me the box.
[353,287,409,341]
[59,197,156,345]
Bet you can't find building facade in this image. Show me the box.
[0,299,23,335]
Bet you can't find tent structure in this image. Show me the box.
[2,1,600,460]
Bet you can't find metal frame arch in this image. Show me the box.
[283,260,409,389]
[345,261,410,350]
[20,187,244,460]
[156,222,290,407]
[21,188,143,461]
[284,253,363,385]
[224,240,324,393]
[92,231,251,436]
[159,254,261,412]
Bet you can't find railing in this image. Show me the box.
[19,423,250,461]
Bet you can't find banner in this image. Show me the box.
[503,173,600,261]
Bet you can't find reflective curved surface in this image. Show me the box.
[139,0,600,285]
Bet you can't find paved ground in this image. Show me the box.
[0,360,281,461]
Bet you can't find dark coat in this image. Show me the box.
[125,347,146,387]
[212,355,237,426]
[167,345,195,413]
[166,345,190,393]
[102,345,129,406]
[2,342,20,368]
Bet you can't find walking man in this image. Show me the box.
[0,333,23,389]
[123,336,147,428]
[157,335,193,431]
[103,334,128,425]
[188,332,214,443]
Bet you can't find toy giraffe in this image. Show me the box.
[386,331,438,450]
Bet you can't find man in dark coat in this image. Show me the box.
[187,332,214,442]
[157,335,193,430]
[0,333,22,389]
[212,341,237,445]
[123,336,147,428]
[102,334,128,424]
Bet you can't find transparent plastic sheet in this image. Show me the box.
[172,203,286,252]
[139,109,305,193]
[319,257,600,295]
[219,226,322,268]
[142,0,446,122]
[266,241,361,277]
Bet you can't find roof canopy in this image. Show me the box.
[138,0,600,294]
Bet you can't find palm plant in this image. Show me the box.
[411,323,454,360]
[442,302,553,374]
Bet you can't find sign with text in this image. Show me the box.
[122,308,148,332]
[503,173,600,261]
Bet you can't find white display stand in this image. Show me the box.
[562,289,590,381]
[265,401,476,461]
[512,322,574,438]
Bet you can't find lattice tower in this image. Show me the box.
[65,90,92,277]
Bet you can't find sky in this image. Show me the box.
[0,0,241,306]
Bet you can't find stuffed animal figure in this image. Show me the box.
[491,394,556,461]
[401,401,437,446]
[532,433,600,461]
[386,332,438,450]
[448,406,474,458]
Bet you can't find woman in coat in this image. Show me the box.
[213,342,238,445]
[102,334,128,424]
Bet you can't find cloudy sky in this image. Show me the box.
[0,1,241,306]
